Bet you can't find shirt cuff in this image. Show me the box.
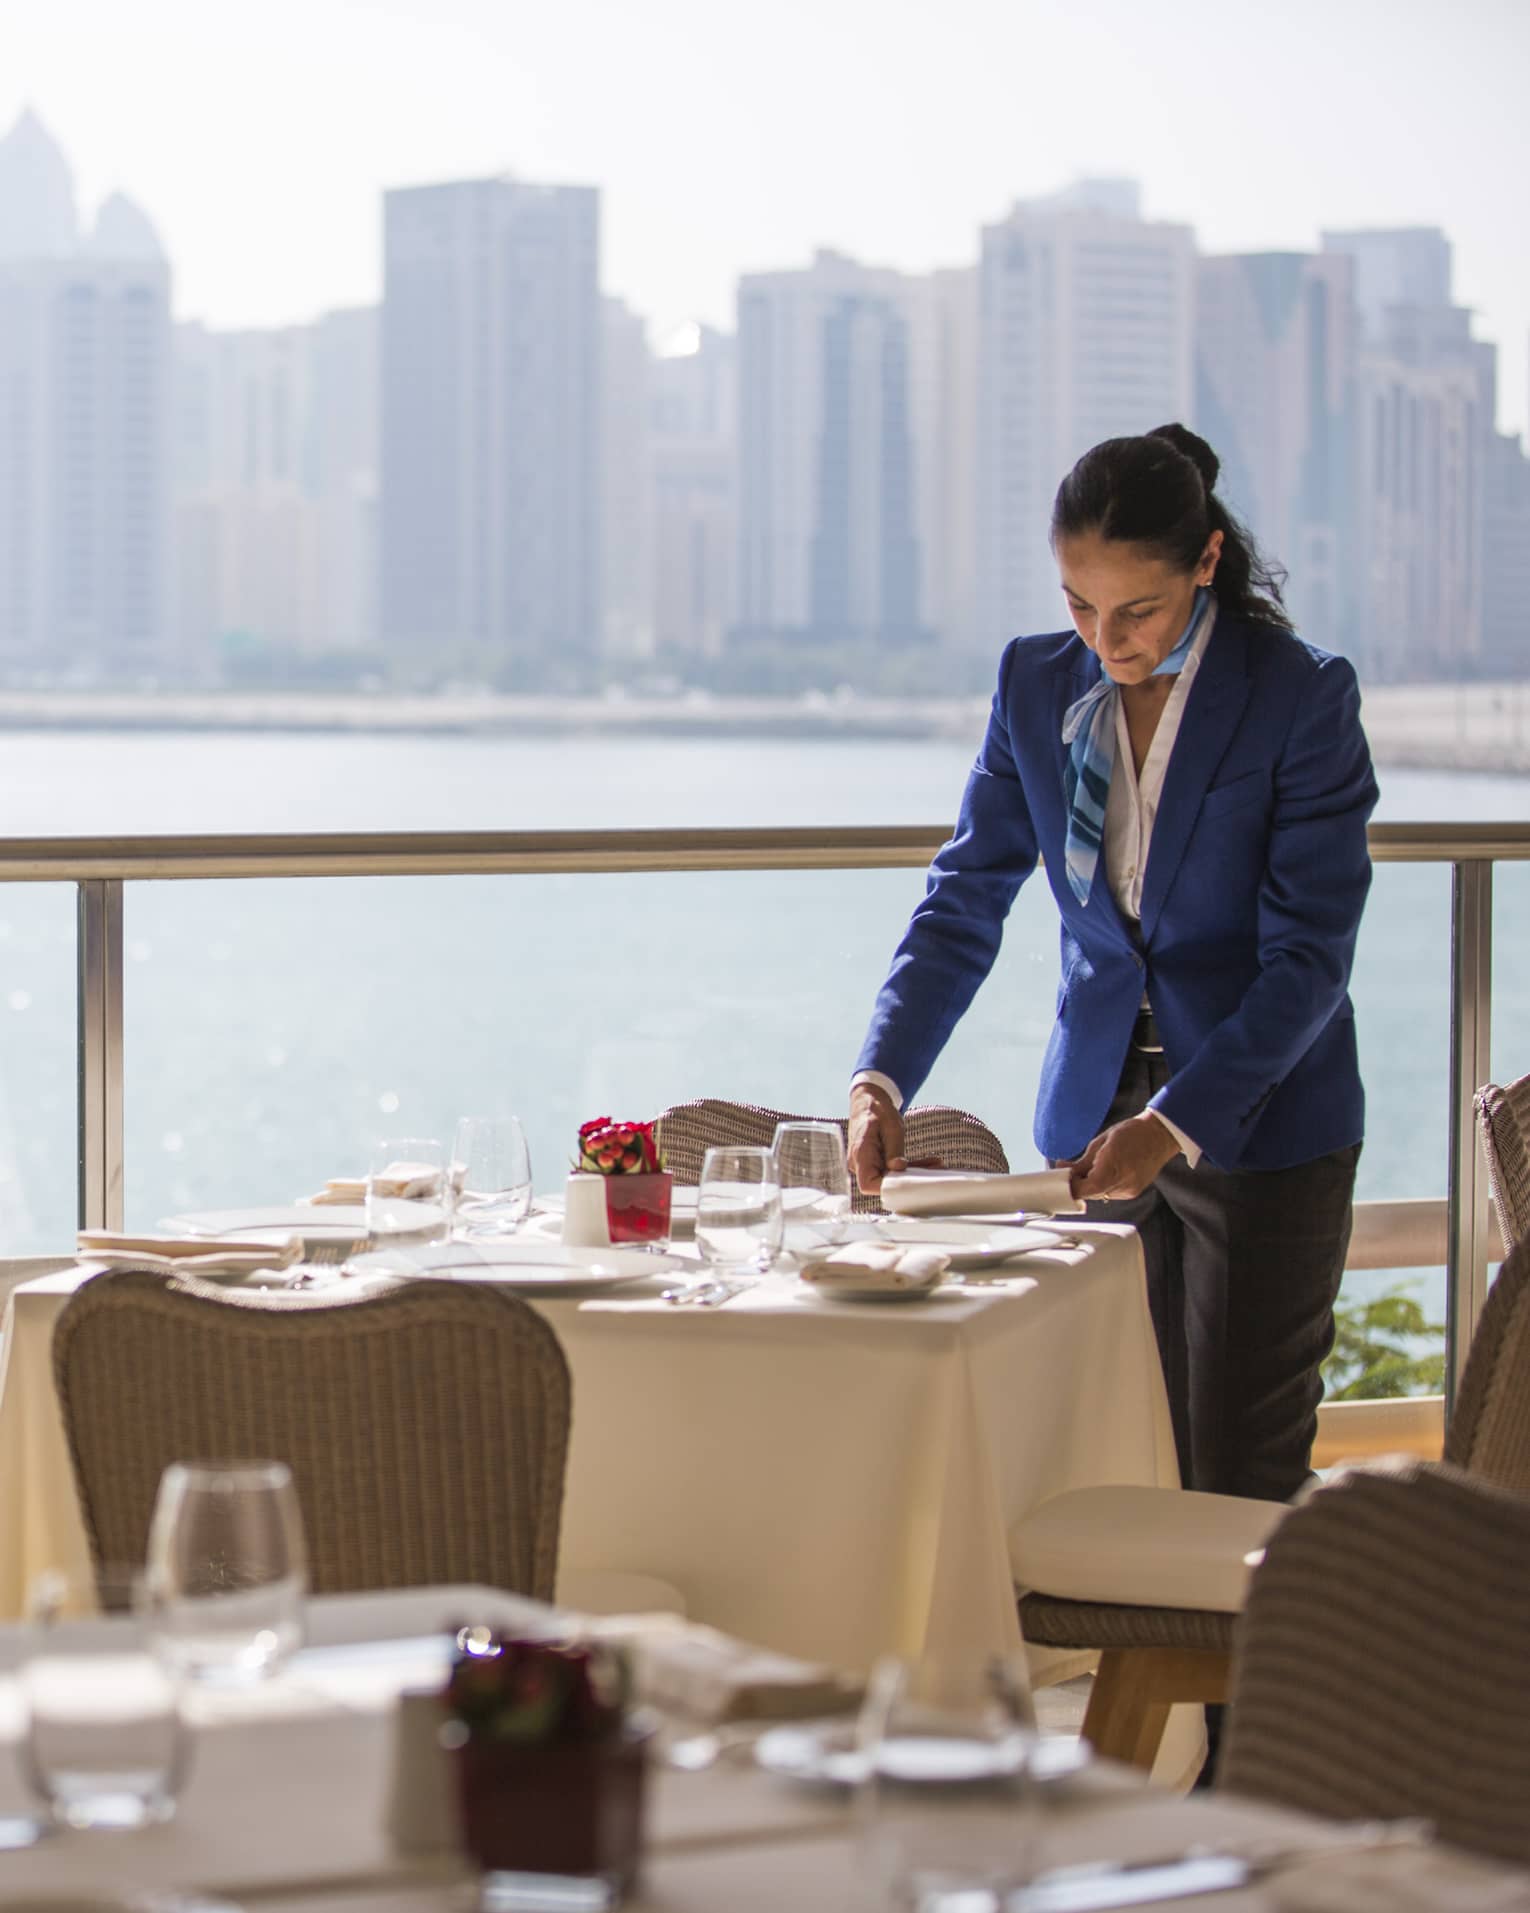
[851,1069,904,1112]
[1148,1107,1201,1169]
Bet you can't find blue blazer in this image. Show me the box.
[855,610,1379,1172]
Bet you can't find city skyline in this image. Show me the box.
[6,0,1529,436]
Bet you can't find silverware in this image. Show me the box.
[661,1278,748,1307]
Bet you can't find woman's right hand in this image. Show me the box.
[848,1081,907,1194]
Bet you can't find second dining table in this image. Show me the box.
[0,1218,1177,1675]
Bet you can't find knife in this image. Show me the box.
[1012,1852,1250,1910]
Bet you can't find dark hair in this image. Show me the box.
[1050,422,1293,631]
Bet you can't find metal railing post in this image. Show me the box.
[76,878,124,1232]
[1445,859,1494,1417]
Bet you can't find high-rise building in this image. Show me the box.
[380,175,600,671]
[977,180,1195,643]
[1195,252,1358,652]
[734,250,934,647]
[651,323,735,658]
[0,111,172,669]
[174,307,377,661]
[1323,229,1492,678]
[1483,430,1530,678]
[602,297,653,658]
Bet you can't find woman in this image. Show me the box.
[848,423,1377,1505]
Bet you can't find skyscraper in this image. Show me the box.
[651,323,735,658]
[1195,252,1358,652]
[0,111,172,669]
[734,251,933,647]
[602,296,653,659]
[976,180,1195,643]
[380,176,600,671]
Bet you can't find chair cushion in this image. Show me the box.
[1010,1485,1288,1614]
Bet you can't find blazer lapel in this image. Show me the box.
[1138,617,1252,946]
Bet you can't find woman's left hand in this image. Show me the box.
[1066,1113,1182,1203]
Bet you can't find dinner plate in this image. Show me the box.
[875,1220,1062,1268]
[345,1239,681,1291]
[161,1203,373,1243]
[799,1276,947,1305]
[753,1723,1091,1790]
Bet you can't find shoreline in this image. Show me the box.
[0,682,1527,773]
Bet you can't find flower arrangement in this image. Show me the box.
[576,1117,664,1177]
[444,1633,632,1748]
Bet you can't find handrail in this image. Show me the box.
[0,819,1527,882]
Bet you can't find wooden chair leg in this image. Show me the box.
[1081,1648,1233,1772]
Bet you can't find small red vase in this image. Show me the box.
[603,1171,673,1246]
[454,1725,651,1890]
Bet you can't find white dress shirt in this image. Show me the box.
[854,606,1216,1167]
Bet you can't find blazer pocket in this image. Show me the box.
[1198,769,1269,821]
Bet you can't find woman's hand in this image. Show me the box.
[848,1081,907,1194]
[1066,1112,1182,1203]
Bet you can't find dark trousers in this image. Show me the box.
[1083,1048,1360,1503]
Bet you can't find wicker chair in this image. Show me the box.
[652,1097,1008,1215]
[1219,1461,1530,1869]
[1013,1234,1530,1770]
[53,1270,571,1601]
[1476,1071,1530,1253]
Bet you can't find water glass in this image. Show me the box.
[772,1121,853,1255]
[145,1461,308,1684]
[451,1115,533,1238]
[856,1652,1039,1909]
[22,1570,187,1829]
[695,1146,783,1279]
[366,1135,451,1243]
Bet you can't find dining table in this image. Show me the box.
[0,1582,1522,1912]
[0,1217,1177,1679]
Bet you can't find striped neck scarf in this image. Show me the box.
[1060,587,1215,906]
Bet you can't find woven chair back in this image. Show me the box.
[1220,1462,1530,1869]
[53,1271,571,1600]
[652,1097,1008,1214]
[1444,1235,1530,1495]
[1475,1072,1530,1253]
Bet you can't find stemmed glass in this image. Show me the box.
[855,1652,1039,1909]
[694,1145,783,1289]
[772,1121,853,1256]
[365,1136,451,1247]
[450,1115,533,1239]
[144,1460,308,1686]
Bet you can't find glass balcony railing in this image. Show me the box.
[1,822,1524,1423]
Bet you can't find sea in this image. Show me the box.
[1,726,1526,1334]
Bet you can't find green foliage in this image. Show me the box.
[1323,1282,1446,1400]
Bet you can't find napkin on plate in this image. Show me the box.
[797,1242,950,1294]
[581,1611,857,1723]
[303,1162,444,1205]
[76,1231,302,1280]
[879,1168,1084,1218]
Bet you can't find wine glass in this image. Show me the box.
[855,1652,1039,1908]
[695,1145,783,1283]
[144,1461,308,1685]
[772,1121,853,1255]
[450,1115,533,1239]
[365,1136,451,1245]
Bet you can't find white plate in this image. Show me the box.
[754,1722,869,1789]
[345,1239,681,1290]
[875,1220,1061,1268]
[161,1204,372,1242]
[800,1277,946,1305]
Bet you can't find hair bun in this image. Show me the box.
[1149,422,1219,493]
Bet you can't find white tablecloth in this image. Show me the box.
[0,1226,1177,1673]
[0,1586,1520,1912]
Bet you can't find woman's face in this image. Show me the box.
[1055,530,1222,685]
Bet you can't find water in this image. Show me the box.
[0,726,1525,1345]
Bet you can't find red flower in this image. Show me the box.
[575,1116,666,1175]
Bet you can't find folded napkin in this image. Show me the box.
[797,1242,950,1293]
[880,1167,1084,1218]
[304,1161,444,1205]
[76,1231,302,1280]
[582,1611,857,1723]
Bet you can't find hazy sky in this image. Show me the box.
[8,0,1529,431]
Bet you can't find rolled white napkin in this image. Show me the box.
[797,1242,950,1293]
[76,1231,302,1279]
[880,1168,1084,1218]
[303,1162,444,1205]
